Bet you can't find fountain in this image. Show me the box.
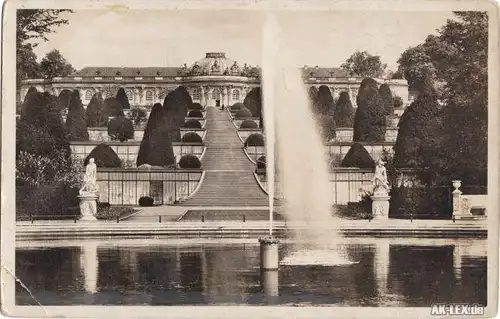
[260,13,354,267]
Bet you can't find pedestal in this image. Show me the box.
[78,193,99,221]
[259,237,280,270]
[371,194,391,219]
[261,269,279,296]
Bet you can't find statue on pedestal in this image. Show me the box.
[78,158,99,221]
[80,158,99,195]
[372,160,390,195]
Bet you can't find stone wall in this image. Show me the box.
[87,127,206,142]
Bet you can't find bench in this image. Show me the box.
[462,194,488,216]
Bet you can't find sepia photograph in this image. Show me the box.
[2,0,499,318]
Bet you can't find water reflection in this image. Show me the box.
[15,239,487,306]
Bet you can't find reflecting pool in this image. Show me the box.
[15,238,487,306]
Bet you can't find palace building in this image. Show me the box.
[19,52,409,109]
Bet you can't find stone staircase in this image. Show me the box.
[180,107,271,206]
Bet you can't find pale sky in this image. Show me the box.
[32,10,456,72]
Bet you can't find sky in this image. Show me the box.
[32,10,456,72]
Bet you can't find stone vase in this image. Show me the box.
[371,194,391,220]
[78,193,99,221]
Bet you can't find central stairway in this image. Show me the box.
[180,107,271,206]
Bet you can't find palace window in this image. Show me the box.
[85,90,93,100]
[232,89,240,100]
[192,88,201,100]
[212,89,220,100]
[145,90,153,101]
[126,89,134,101]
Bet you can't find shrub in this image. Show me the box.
[139,196,155,207]
[240,119,259,129]
[243,87,262,118]
[85,143,122,168]
[393,96,404,108]
[86,93,107,127]
[182,132,203,143]
[235,108,253,119]
[317,85,335,115]
[178,154,202,169]
[231,102,245,110]
[136,104,175,167]
[187,110,203,118]
[245,133,265,147]
[104,97,124,117]
[340,143,375,169]
[57,89,72,110]
[129,108,147,126]
[353,85,386,142]
[389,186,451,219]
[65,90,89,141]
[335,91,355,127]
[189,102,204,110]
[336,196,373,220]
[184,119,202,129]
[108,116,134,141]
[16,185,80,220]
[256,155,266,170]
[116,88,131,109]
[96,206,135,220]
[378,84,394,116]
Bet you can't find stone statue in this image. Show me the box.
[372,159,390,195]
[79,158,99,195]
[230,61,240,74]
[211,60,221,73]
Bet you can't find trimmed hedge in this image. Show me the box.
[16,185,79,220]
[256,155,266,170]
[231,102,245,110]
[245,133,265,147]
[189,102,204,110]
[116,88,130,109]
[340,143,375,169]
[335,91,355,128]
[235,108,253,119]
[184,119,202,129]
[389,186,452,219]
[187,110,203,118]
[86,93,107,127]
[107,116,134,141]
[104,97,124,117]
[139,196,154,207]
[85,143,122,168]
[178,154,202,169]
[182,132,203,143]
[353,84,386,142]
[240,119,259,129]
[65,90,89,141]
[378,83,394,116]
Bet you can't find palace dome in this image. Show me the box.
[183,52,254,76]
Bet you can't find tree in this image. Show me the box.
[108,116,134,142]
[162,89,185,142]
[57,89,72,111]
[86,93,107,127]
[104,97,124,117]
[353,84,386,143]
[16,10,72,86]
[341,51,387,78]
[356,77,379,106]
[317,85,335,115]
[65,90,89,141]
[396,45,437,93]
[39,49,75,79]
[340,143,375,169]
[334,91,355,128]
[84,144,122,168]
[115,88,131,110]
[378,84,394,116]
[137,103,175,167]
[393,85,442,176]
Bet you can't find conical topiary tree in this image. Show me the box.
[116,88,130,109]
[108,116,134,142]
[340,143,375,169]
[136,103,175,167]
[356,77,379,106]
[57,89,71,111]
[65,90,89,141]
[378,83,394,116]
[353,85,386,142]
[334,91,355,128]
[163,88,186,142]
[393,86,441,171]
[86,92,107,127]
[315,114,336,142]
[104,97,124,117]
[177,86,193,108]
[243,87,262,119]
[317,85,335,115]
[84,143,122,168]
